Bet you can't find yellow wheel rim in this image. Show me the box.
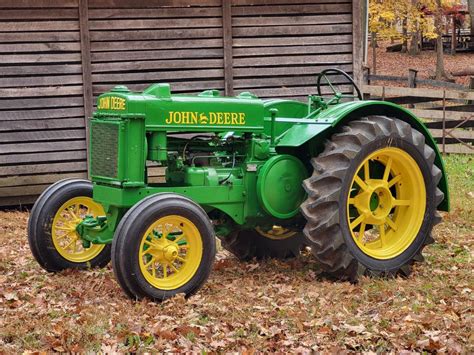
[255,225,297,240]
[347,147,426,260]
[139,215,203,290]
[52,197,106,263]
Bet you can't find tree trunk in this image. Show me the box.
[468,0,474,42]
[435,0,449,80]
[402,18,408,53]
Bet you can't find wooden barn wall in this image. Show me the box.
[0,0,358,206]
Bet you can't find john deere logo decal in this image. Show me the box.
[98,96,126,110]
[165,111,246,125]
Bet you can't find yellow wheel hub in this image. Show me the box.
[347,147,426,260]
[255,225,297,240]
[139,215,203,290]
[52,197,106,263]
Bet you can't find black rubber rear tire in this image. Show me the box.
[301,116,443,281]
[221,229,305,261]
[111,193,216,301]
[27,179,111,272]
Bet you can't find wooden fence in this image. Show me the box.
[362,85,474,154]
[0,0,363,206]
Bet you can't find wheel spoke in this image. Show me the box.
[176,256,186,263]
[350,214,366,230]
[163,264,168,278]
[354,176,369,191]
[55,226,73,232]
[173,234,186,244]
[385,217,398,231]
[388,175,401,188]
[169,263,179,273]
[393,199,411,206]
[152,265,156,278]
[68,207,78,220]
[348,198,355,205]
[364,160,370,180]
[383,157,393,181]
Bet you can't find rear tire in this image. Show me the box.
[111,193,216,301]
[301,116,443,281]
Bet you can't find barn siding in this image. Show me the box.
[0,0,361,206]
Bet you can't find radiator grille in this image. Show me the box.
[91,122,119,178]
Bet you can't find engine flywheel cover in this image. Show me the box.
[256,154,308,219]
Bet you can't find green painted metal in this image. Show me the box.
[256,155,308,219]
[78,80,449,246]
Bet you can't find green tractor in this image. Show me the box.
[28,69,448,301]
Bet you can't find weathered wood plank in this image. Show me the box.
[0,86,83,98]
[0,53,81,64]
[233,44,353,57]
[0,96,83,110]
[412,109,473,121]
[233,14,352,27]
[233,34,353,47]
[0,162,87,177]
[0,42,80,53]
[0,0,78,7]
[92,69,224,83]
[0,140,86,154]
[90,17,222,30]
[89,28,222,41]
[424,119,474,129]
[0,118,85,132]
[352,0,363,88]
[91,59,224,73]
[233,24,352,37]
[232,4,351,16]
[440,144,474,154]
[94,80,224,95]
[0,129,85,143]
[88,0,220,8]
[362,85,474,101]
[91,48,223,62]
[430,129,474,140]
[89,7,222,19]
[233,54,353,67]
[0,172,87,188]
[233,64,353,78]
[236,85,353,98]
[0,150,87,165]
[0,75,83,88]
[90,38,222,52]
[232,0,350,4]
[0,32,80,43]
[0,9,78,20]
[0,108,84,121]
[0,195,38,206]
[0,64,82,76]
[0,20,79,32]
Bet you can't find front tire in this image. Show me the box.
[301,116,443,281]
[111,193,216,301]
[27,179,111,272]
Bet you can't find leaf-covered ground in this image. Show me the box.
[0,155,473,353]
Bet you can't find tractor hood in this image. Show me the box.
[95,83,265,133]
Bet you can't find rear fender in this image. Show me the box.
[277,100,449,211]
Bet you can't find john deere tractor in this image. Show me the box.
[28,69,448,301]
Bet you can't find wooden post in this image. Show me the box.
[442,90,446,154]
[469,76,474,105]
[79,0,92,175]
[222,0,234,96]
[408,69,418,108]
[352,0,363,86]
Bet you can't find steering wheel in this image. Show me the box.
[316,68,363,101]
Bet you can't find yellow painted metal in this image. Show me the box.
[138,215,203,290]
[52,197,106,262]
[347,147,426,260]
[255,225,297,240]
